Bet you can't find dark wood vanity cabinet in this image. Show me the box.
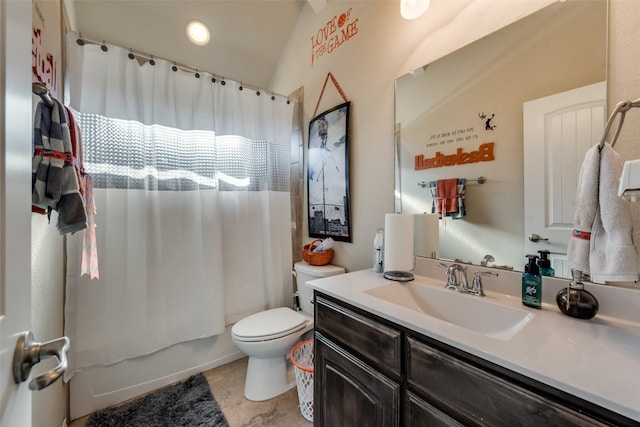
[314,292,639,427]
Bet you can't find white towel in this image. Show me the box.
[567,146,599,274]
[568,143,639,283]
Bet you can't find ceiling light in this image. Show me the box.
[185,20,210,46]
[401,0,430,20]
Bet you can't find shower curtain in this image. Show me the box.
[63,32,294,379]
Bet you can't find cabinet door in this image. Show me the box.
[406,392,465,427]
[315,332,400,427]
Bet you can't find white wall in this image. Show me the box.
[271,0,558,272]
[31,1,67,426]
[271,0,640,275]
[31,215,66,427]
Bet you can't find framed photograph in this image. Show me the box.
[308,101,352,242]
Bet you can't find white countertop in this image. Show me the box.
[307,258,640,422]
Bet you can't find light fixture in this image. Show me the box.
[400,0,430,20]
[185,20,210,46]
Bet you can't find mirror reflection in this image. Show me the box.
[395,0,606,277]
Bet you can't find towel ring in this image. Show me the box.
[598,99,640,151]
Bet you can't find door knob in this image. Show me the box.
[13,331,70,390]
[528,233,549,243]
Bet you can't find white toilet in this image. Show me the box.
[231,261,345,401]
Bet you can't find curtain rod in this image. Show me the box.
[73,33,295,104]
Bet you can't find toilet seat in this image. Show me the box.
[232,307,307,342]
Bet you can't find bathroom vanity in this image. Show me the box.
[309,258,640,426]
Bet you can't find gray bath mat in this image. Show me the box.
[86,373,229,427]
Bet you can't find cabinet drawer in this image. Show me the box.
[407,336,609,427]
[406,391,464,427]
[315,295,401,376]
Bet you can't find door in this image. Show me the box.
[314,332,400,427]
[523,81,606,278]
[0,1,34,426]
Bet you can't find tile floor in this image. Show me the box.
[69,357,311,427]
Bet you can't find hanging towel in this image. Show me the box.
[567,143,639,283]
[429,178,466,219]
[67,107,100,279]
[32,99,88,235]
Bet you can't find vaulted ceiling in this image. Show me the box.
[70,0,306,89]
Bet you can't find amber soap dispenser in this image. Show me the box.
[556,269,599,320]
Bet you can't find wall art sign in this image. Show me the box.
[415,142,495,170]
[311,8,359,66]
[414,112,499,170]
[308,102,352,242]
[32,28,57,95]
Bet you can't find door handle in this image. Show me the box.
[528,233,549,243]
[13,331,70,390]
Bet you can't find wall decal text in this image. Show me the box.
[414,142,495,170]
[311,8,359,66]
[32,28,57,95]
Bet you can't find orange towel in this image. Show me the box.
[436,178,459,214]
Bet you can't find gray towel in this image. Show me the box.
[32,99,88,235]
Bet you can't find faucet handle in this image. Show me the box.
[471,273,485,296]
[471,270,498,296]
[481,254,495,267]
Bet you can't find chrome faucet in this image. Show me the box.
[445,263,469,291]
[445,263,497,297]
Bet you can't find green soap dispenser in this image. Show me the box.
[537,250,555,277]
[522,255,542,309]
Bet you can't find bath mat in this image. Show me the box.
[86,373,229,427]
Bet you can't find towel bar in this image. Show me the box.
[418,176,486,188]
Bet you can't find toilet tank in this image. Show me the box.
[294,261,345,315]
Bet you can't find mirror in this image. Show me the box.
[395,0,606,274]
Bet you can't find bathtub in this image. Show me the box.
[69,325,242,420]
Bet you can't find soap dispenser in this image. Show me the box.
[537,250,555,277]
[522,255,542,309]
[556,269,599,320]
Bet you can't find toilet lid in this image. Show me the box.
[232,307,307,342]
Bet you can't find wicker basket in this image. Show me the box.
[302,239,334,266]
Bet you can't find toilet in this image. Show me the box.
[231,261,345,401]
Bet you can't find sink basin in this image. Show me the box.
[364,280,534,340]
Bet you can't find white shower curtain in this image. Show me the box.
[63,32,293,378]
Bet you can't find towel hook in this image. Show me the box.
[32,82,53,107]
